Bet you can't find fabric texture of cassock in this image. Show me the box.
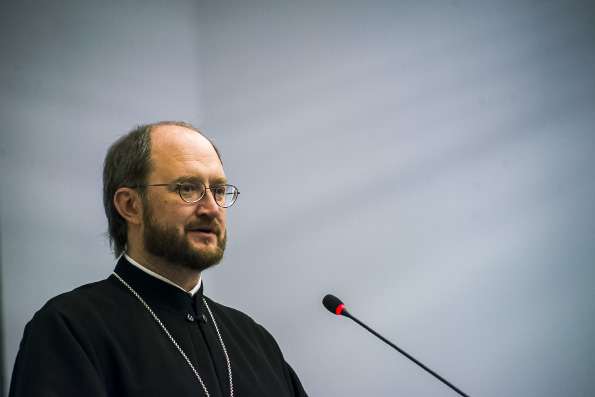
[9,257,308,397]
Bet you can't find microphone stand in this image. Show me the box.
[342,310,470,397]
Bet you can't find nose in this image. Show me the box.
[195,187,221,216]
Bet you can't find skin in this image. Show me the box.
[113,125,227,291]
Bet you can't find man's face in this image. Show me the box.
[140,125,228,272]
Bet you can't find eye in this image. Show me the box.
[213,185,227,196]
[179,182,199,194]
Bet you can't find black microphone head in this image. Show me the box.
[323,294,346,315]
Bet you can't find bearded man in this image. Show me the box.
[9,121,308,397]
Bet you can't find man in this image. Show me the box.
[9,121,307,396]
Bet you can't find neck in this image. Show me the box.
[125,249,201,292]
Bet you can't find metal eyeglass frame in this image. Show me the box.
[132,182,240,208]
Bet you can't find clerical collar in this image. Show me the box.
[123,253,202,297]
[113,255,204,315]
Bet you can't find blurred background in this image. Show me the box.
[1,1,594,396]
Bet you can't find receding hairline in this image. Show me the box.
[145,121,223,165]
[147,122,205,142]
[151,123,203,139]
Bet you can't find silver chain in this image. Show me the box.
[113,272,234,397]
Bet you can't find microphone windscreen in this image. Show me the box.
[322,294,344,315]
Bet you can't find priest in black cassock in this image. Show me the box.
[9,121,308,397]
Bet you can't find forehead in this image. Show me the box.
[149,125,225,180]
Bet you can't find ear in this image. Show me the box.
[113,187,143,225]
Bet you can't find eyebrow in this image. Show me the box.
[173,175,228,185]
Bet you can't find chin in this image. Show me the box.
[188,238,217,251]
[188,238,222,254]
[191,246,218,258]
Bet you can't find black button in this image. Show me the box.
[186,313,195,322]
[200,313,208,324]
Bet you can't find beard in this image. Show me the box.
[142,204,226,272]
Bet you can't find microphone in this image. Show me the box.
[322,294,469,397]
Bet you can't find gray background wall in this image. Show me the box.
[1,1,594,396]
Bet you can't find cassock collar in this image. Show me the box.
[124,253,202,296]
[113,256,204,315]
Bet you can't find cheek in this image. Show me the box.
[163,208,194,230]
[218,211,227,229]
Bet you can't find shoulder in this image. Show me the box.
[203,296,281,346]
[27,277,126,332]
[202,296,308,395]
[203,296,263,328]
[42,278,119,311]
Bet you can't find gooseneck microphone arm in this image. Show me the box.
[322,294,469,397]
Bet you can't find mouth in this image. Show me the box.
[186,225,219,238]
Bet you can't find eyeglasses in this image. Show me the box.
[133,182,240,208]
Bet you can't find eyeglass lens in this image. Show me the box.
[178,183,238,207]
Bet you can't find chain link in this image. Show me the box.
[113,272,233,397]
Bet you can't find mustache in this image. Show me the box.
[184,218,222,234]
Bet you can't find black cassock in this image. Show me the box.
[10,257,307,396]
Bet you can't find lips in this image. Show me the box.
[189,227,213,233]
[186,224,219,235]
